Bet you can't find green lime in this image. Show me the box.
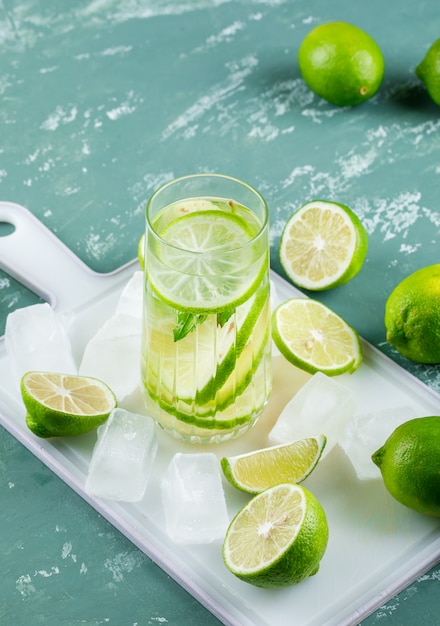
[138,233,145,270]
[272,297,363,376]
[220,435,327,494]
[416,39,440,105]
[223,483,328,588]
[21,371,117,438]
[279,200,368,291]
[298,22,385,106]
[147,201,268,314]
[385,264,440,363]
[372,416,440,517]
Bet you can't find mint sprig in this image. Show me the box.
[173,308,235,342]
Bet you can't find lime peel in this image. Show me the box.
[298,21,385,106]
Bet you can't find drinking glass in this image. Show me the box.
[141,173,271,443]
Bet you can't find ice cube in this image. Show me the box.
[85,408,158,502]
[268,372,356,456]
[5,302,77,388]
[115,271,143,318]
[340,405,418,480]
[79,272,143,401]
[161,453,229,544]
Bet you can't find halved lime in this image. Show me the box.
[148,205,268,313]
[272,298,363,375]
[221,435,327,494]
[21,371,117,438]
[223,483,329,588]
[279,200,368,291]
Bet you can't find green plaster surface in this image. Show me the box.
[0,1,439,624]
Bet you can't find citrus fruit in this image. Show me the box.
[272,297,363,375]
[416,39,440,105]
[138,233,145,270]
[223,483,328,588]
[220,435,327,494]
[298,22,385,106]
[384,264,440,364]
[147,200,268,314]
[279,200,368,291]
[21,371,117,438]
[372,416,440,517]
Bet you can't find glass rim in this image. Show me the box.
[146,173,269,256]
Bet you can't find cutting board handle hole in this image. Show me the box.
[0,221,15,237]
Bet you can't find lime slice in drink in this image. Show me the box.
[144,285,269,408]
[146,329,271,430]
[279,200,368,291]
[272,298,363,375]
[223,483,329,588]
[21,371,117,438]
[221,435,327,494]
[137,233,145,270]
[148,207,268,313]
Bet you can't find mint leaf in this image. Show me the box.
[217,308,235,327]
[173,307,235,341]
[173,311,207,342]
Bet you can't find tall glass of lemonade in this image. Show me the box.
[141,174,271,443]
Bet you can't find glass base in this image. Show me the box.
[144,393,267,444]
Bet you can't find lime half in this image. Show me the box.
[148,205,268,313]
[272,298,363,375]
[279,200,368,291]
[223,483,329,588]
[221,435,327,494]
[21,371,117,437]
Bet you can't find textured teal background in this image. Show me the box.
[0,1,439,624]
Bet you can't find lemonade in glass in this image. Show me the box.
[141,174,271,443]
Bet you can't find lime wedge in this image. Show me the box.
[148,206,268,313]
[223,483,329,588]
[21,371,117,438]
[279,200,368,291]
[221,435,327,494]
[272,297,363,375]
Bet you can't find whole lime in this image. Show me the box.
[384,264,440,363]
[372,416,440,517]
[416,39,440,105]
[298,22,385,106]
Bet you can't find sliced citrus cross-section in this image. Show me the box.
[21,371,117,438]
[223,483,329,588]
[279,200,368,291]
[272,297,363,375]
[220,435,327,494]
[147,202,268,313]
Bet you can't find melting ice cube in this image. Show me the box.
[161,452,229,544]
[340,405,418,480]
[79,272,143,401]
[85,408,158,502]
[5,302,76,388]
[268,371,356,456]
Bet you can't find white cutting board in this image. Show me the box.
[0,201,439,626]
